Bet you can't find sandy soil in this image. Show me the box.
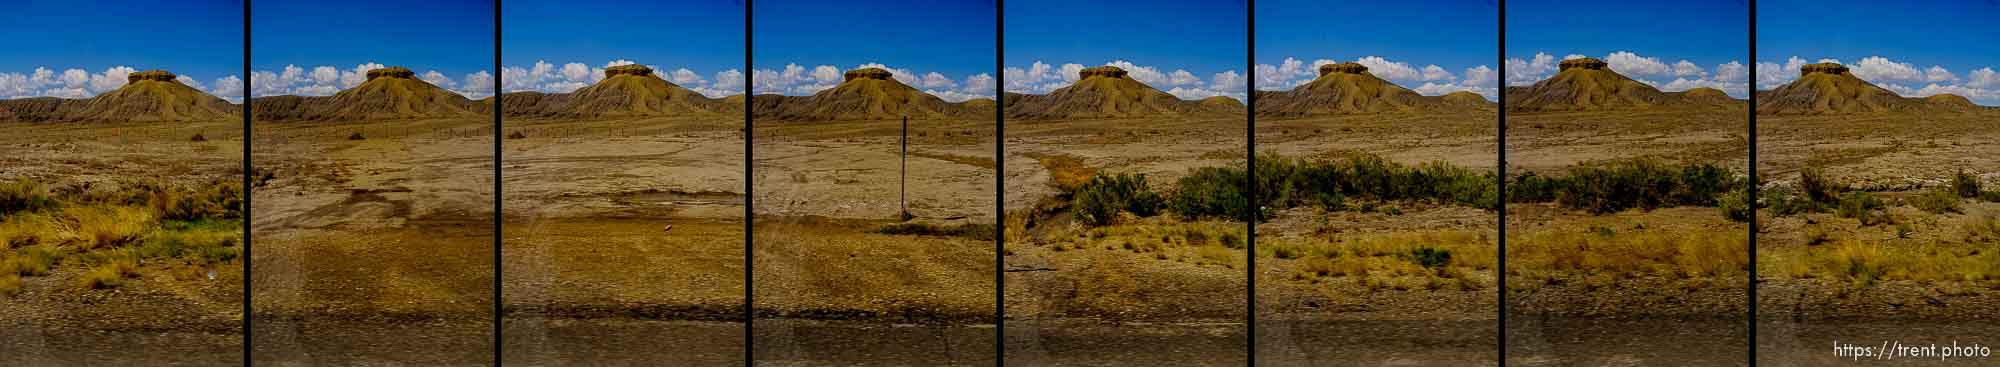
[249,117,494,365]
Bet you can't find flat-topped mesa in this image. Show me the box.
[1078,66,1129,79]
[605,64,654,78]
[844,67,893,82]
[365,67,416,81]
[1801,62,1849,77]
[127,70,177,83]
[1318,62,1368,76]
[1559,57,1608,71]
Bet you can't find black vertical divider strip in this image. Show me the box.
[995,0,1007,365]
[744,0,756,364]
[1496,1,1509,365]
[492,0,505,365]
[241,0,254,364]
[1747,1,1759,365]
[1245,0,1258,364]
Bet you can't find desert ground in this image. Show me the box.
[753,117,999,364]
[249,117,494,365]
[1505,108,1752,366]
[1756,113,2000,365]
[1251,112,1500,365]
[0,120,245,366]
[1001,115,1252,364]
[497,115,748,364]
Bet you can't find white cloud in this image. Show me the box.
[1925,65,1958,83]
[458,71,494,99]
[1210,70,1245,93]
[87,66,136,92]
[1353,56,1422,81]
[1968,68,2000,89]
[1714,61,1748,83]
[1462,65,1496,87]
[1420,65,1456,82]
[670,68,705,85]
[1604,51,1670,77]
[921,72,957,89]
[44,87,89,99]
[561,62,590,82]
[1672,60,1708,78]
[311,66,338,85]
[1506,53,1557,86]
[211,75,244,102]
[60,68,89,88]
[1851,56,1923,83]
[176,75,207,92]
[420,70,456,88]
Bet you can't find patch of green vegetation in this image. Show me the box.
[1911,186,1963,215]
[1259,152,1497,211]
[0,179,242,291]
[1072,173,1164,226]
[1836,191,1888,226]
[1951,169,1982,198]
[1167,167,1252,221]
[1510,158,1746,214]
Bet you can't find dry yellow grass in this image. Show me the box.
[1509,225,1747,281]
[1263,230,1494,290]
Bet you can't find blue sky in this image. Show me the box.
[1004,0,1247,101]
[0,0,244,101]
[753,0,995,101]
[503,0,744,97]
[1757,0,2000,105]
[251,0,494,98]
[1256,0,1496,99]
[1506,0,1751,97]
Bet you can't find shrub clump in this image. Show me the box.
[1258,152,1497,212]
[1836,191,1887,226]
[1911,186,1963,214]
[1952,169,1983,198]
[0,180,61,217]
[1073,173,1165,226]
[1167,167,1253,221]
[1509,158,1746,214]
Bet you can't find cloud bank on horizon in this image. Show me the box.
[1757,56,2000,105]
[503,59,742,99]
[1508,51,1749,98]
[0,67,245,103]
[1256,57,1496,100]
[754,63,994,103]
[1006,61,1245,102]
[250,63,494,99]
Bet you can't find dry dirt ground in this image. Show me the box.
[0,121,245,366]
[753,117,999,363]
[498,116,747,364]
[1253,113,1500,365]
[1505,109,1752,366]
[1756,113,2000,362]
[249,117,494,365]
